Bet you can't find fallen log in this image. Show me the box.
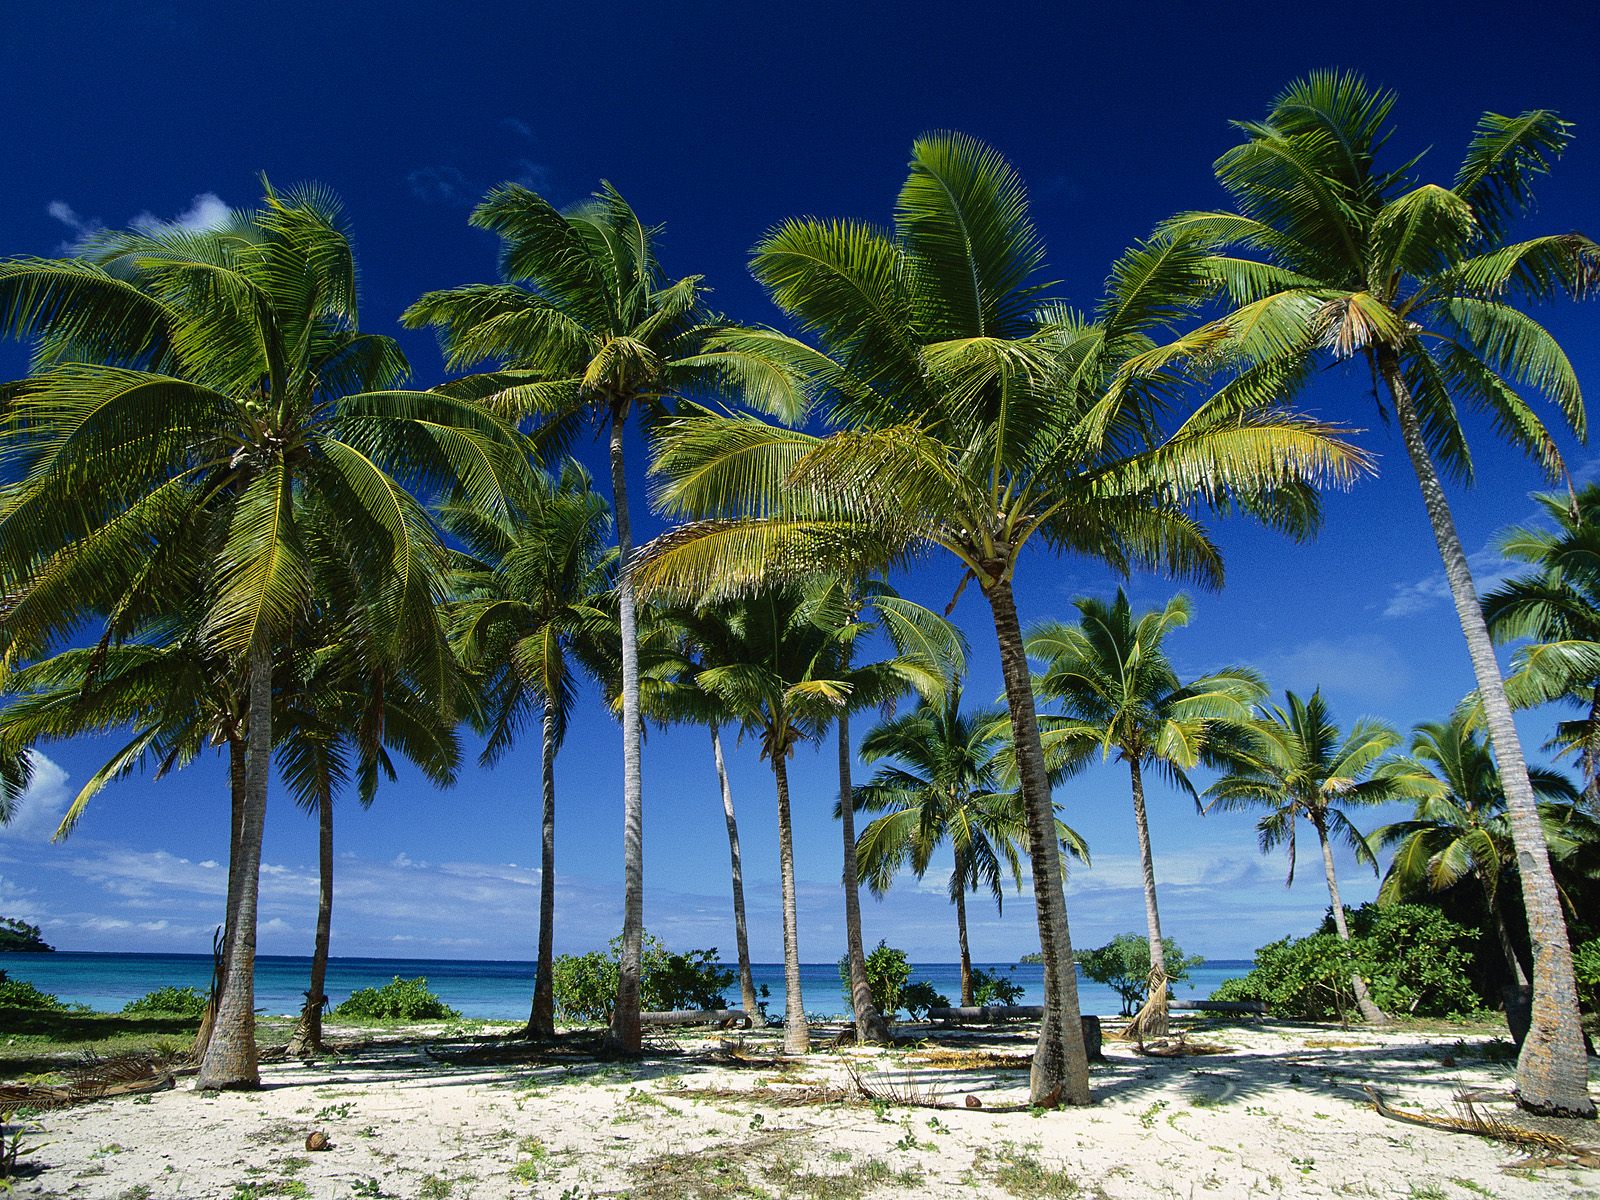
[1170,1000,1266,1014]
[927,1009,1102,1059]
[639,1008,752,1029]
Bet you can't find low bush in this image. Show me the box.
[552,933,735,1023]
[0,971,66,1011]
[1573,938,1600,1013]
[1212,904,1485,1020]
[900,980,950,1019]
[121,986,209,1018]
[839,941,912,1018]
[1078,934,1202,1016]
[332,976,461,1021]
[971,966,1026,1007]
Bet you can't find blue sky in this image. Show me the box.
[2,0,1598,964]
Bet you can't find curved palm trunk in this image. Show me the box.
[1486,881,1533,1044]
[712,724,759,1020]
[527,703,559,1040]
[1314,818,1388,1025]
[839,712,892,1042]
[953,854,974,1007]
[608,403,645,1054]
[771,750,809,1055]
[192,731,248,1060]
[288,789,334,1056]
[197,643,271,1090]
[986,577,1090,1106]
[1384,352,1594,1117]
[1126,758,1170,1040]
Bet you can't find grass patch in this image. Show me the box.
[969,1145,1101,1199]
[765,1152,924,1198]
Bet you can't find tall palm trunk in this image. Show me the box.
[193,730,248,1060]
[198,643,271,1090]
[288,789,334,1056]
[953,850,974,1007]
[712,724,759,1019]
[838,712,892,1042]
[1313,817,1388,1024]
[608,402,644,1053]
[527,703,559,1040]
[1383,351,1595,1118]
[986,577,1090,1106]
[771,749,809,1055]
[1126,757,1170,1039]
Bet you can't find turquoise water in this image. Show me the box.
[1,951,1252,1021]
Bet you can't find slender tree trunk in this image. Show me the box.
[986,577,1090,1106]
[192,731,248,1060]
[1584,684,1600,809]
[1383,351,1594,1117]
[838,712,892,1042]
[954,855,974,1007]
[771,750,809,1055]
[289,790,334,1056]
[1127,757,1170,1038]
[527,703,559,1040]
[1491,894,1532,995]
[712,724,759,1019]
[1315,818,1388,1024]
[197,644,271,1090]
[607,403,645,1054]
[1488,884,1534,1045]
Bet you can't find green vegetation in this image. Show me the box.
[121,986,209,1018]
[0,917,51,953]
[331,977,461,1022]
[1078,935,1202,1017]
[1574,939,1600,1013]
[552,933,733,1022]
[838,941,911,1019]
[0,972,67,1012]
[970,967,1026,1007]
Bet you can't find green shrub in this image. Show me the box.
[0,972,66,1011]
[971,966,1026,1007]
[551,933,735,1023]
[1570,938,1599,1013]
[1213,904,1485,1021]
[121,986,209,1018]
[332,976,460,1021]
[1078,933,1203,1016]
[900,980,950,1019]
[839,941,912,1019]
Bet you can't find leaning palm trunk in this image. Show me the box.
[1383,353,1595,1117]
[1314,820,1388,1025]
[987,578,1090,1106]
[712,724,759,1019]
[771,751,809,1055]
[953,855,974,1007]
[527,704,560,1040]
[608,405,645,1054]
[1123,758,1171,1042]
[838,712,892,1043]
[193,732,248,1061]
[197,644,272,1090]
[288,790,335,1056]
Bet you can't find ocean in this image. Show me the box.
[0,951,1253,1021]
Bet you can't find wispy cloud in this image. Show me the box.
[1251,632,1415,705]
[0,752,71,842]
[46,192,231,253]
[1383,545,1513,619]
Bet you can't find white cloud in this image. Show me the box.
[130,192,231,234]
[1,751,72,842]
[1251,633,1415,705]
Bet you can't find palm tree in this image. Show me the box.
[1483,485,1600,805]
[1161,71,1599,1115]
[402,184,809,1050]
[440,460,615,1040]
[1374,714,1582,1028]
[1206,690,1421,1025]
[1028,590,1262,1037]
[0,187,521,1088]
[640,135,1364,1104]
[853,687,1088,1005]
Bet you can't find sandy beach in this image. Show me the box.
[8,1018,1597,1199]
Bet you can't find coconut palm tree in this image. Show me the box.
[641,134,1364,1104]
[0,187,522,1088]
[1028,590,1262,1037]
[1160,71,1599,1114]
[853,687,1088,1005]
[1206,690,1423,1025]
[402,185,809,1050]
[1483,485,1600,805]
[440,460,615,1040]
[1374,714,1583,1027]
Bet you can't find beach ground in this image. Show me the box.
[4,1016,1598,1199]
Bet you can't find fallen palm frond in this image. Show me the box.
[1363,1086,1600,1167]
[905,1048,1031,1070]
[1133,1035,1230,1058]
[668,1080,860,1108]
[0,1054,177,1111]
[1117,967,1170,1044]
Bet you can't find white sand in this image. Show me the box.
[8,1019,1598,1198]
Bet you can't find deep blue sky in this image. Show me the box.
[2,1,1597,964]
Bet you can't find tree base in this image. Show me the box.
[1514,1091,1597,1120]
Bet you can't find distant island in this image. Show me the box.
[1019,952,1044,965]
[0,917,53,953]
